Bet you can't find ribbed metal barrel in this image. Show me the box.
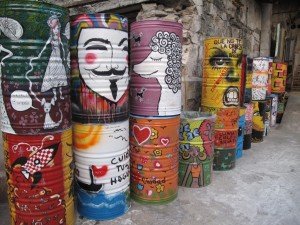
[252,57,269,101]
[70,13,129,123]
[264,97,272,136]
[3,129,75,225]
[271,62,287,93]
[130,20,183,117]
[179,111,215,188]
[0,0,71,134]
[269,94,278,127]
[236,106,246,159]
[73,120,130,220]
[245,57,253,103]
[130,115,179,204]
[201,37,242,169]
[252,101,266,143]
[267,57,273,95]
[243,103,253,150]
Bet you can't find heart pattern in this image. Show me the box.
[160,138,170,146]
[91,165,108,178]
[133,125,151,145]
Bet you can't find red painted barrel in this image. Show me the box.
[0,0,71,134]
[271,62,287,93]
[3,129,75,225]
[130,20,183,117]
[130,115,180,204]
[70,13,129,123]
[252,57,269,100]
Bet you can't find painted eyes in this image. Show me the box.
[122,46,128,51]
[150,57,162,61]
[210,57,231,67]
[86,45,107,51]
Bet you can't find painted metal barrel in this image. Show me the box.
[73,120,130,220]
[267,57,274,95]
[130,115,180,204]
[276,93,286,123]
[252,101,266,143]
[240,55,247,106]
[270,94,278,127]
[252,57,269,101]
[271,62,287,93]
[70,13,129,123]
[202,37,243,108]
[130,20,183,117]
[236,107,246,159]
[3,129,75,225]
[179,111,215,188]
[244,57,253,103]
[243,103,253,150]
[264,97,272,136]
[0,0,71,134]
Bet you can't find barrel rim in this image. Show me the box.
[180,111,216,121]
[131,19,183,29]
[204,37,242,41]
[71,12,127,22]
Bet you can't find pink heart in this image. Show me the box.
[133,125,151,145]
[161,138,169,146]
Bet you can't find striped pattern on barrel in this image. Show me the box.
[243,103,253,150]
[252,57,269,101]
[70,13,130,220]
[202,37,243,171]
[236,106,246,159]
[271,62,287,93]
[0,1,74,224]
[179,112,215,188]
[130,116,180,204]
[252,101,266,143]
[130,20,183,117]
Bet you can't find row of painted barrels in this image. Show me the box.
[0,1,75,224]
[129,21,183,204]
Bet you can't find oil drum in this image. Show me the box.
[271,62,287,93]
[244,57,253,103]
[130,115,180,204]
[264,97,272,136]
[267,57,273,96]
[236,106,246,159]
[213,148,236,171]
[179,111,215,188]
[0,0,71,134]
[3,129,75,225]
[252,100,266,143]
[243,103,253,150]
[252,57,269,101]
[276,93,286,123]
[70,13,129,123]
[269,94,278,127]
[73,120,130,220]
[130,20,183,117]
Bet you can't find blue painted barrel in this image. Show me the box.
[236,107,246,159]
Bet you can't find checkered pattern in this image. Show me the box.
[22,148,54,174]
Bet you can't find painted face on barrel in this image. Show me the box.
[78,28,128,102]
[223,86,239,106]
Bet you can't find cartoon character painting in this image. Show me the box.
[71,13,129,123]
[130,21,183,116]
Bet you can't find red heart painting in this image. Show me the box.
[160,138,169,146]
[133,125,151,145]
[91,165,108,178]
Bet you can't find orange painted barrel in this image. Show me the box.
[130,115,179,204]
[271,62,287,93]
[3,129,75,225]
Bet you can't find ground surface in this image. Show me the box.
[0,92,300,225]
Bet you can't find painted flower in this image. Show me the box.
[153,161,162,168]
[156,184,164,193]
[140,156,148,164]
[19,116,28,126]
[150,128,158,140]
[153,149,162,157]
[30,112,38,123]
